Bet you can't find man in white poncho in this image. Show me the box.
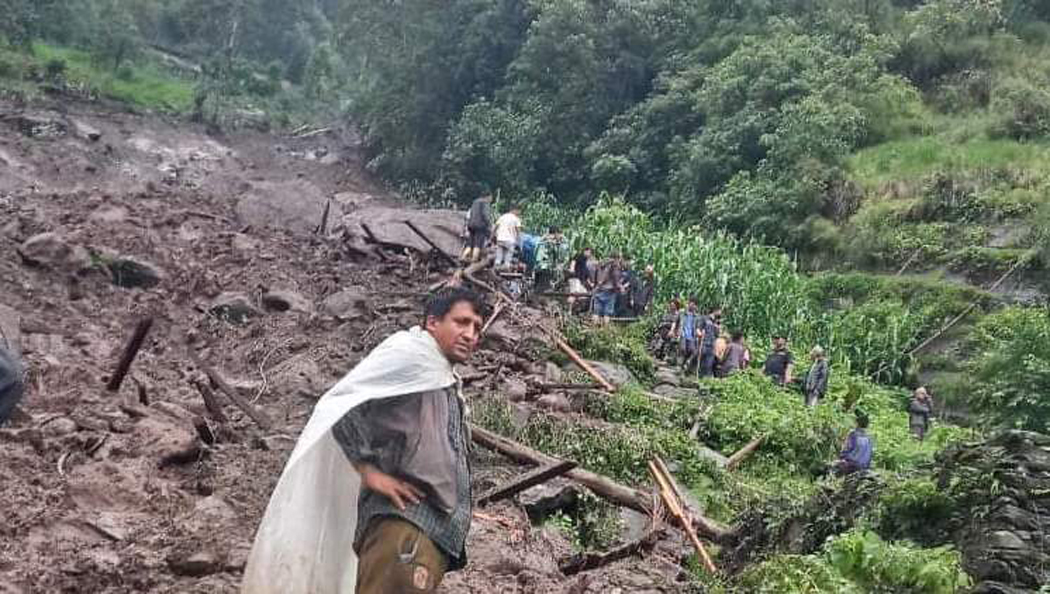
[242,288,485,594]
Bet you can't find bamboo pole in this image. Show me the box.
[648,459,717,574]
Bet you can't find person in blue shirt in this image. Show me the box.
[832,411,873,476]
[677,299,700,374]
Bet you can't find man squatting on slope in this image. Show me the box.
[332,288,483,593]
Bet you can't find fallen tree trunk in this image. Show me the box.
[184,340,272,431]
[403,220,459,266]
[107,318,153,392]
[476,459,577,507]
[470,424,731,542]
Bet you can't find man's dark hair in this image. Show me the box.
[688,297,698,305]
[855,409,870,428]
[424,287,484,321]
[549,225,561,234]
[731,331,743,342]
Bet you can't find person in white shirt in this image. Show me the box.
[493,207,522,269]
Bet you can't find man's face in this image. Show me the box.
[688,303,697,312]
[774,337,786,349]
[427,301,483,364]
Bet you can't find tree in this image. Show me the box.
[93,0,141,71]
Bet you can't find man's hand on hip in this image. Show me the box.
[357,464,424,511]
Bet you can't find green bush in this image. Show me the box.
[965,306,1050,432]
[563,322,655,383]
[991,77,1050,140]
[872,477,957,545]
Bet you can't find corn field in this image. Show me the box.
[523,196,923,383]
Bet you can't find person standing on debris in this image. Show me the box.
[831,410,873,476]
[763,335,794,386]
[568,247,595,313]
[719,332,748,377]
[0,343,24,426]
[242,288,484,594]
[804,346,829,407]
[534,226,570,293]
[591,253,625,326]
[462,193,493,263]
[909,386,934,441]
[696,306,722,378]
[650,299,681,362]
[630,265,656,317]
[678,299,700,373]
[493,206,523,269]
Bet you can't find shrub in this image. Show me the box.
[990,77,1050,140]
[872,477,957,545]
[44,58,67,81]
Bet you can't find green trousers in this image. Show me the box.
[356,518,449,594]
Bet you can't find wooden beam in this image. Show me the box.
[725,435,764,472]
[560,529,659,575]
[107,318,154,393]
[649,459,717,574]
[552,335,615,392]
[475,459,577,507]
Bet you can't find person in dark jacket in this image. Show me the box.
[630,265,656,316]
[763,336,794,386]
[908,387,933,441]
[696,307,722,378]
[461,194,493,263]
[0,344,24,426]
[804,346,829,407]
[719,332,748,377]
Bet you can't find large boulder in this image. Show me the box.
[261,289,313,314]
[17,232,90,271]
[235,180,339,234]
[321,288,371,320]
[564,360,635,388]
[340,207,465,257]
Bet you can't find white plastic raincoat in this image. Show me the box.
[241,326,456,594]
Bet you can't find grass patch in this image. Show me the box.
[849,136,1050,190]
[0,43,195,112]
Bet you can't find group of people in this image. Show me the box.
[649,299,831,407]
[461,194,657,320]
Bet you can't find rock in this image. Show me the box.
[0,304,20,355]
[483,320,520,350]
[268,354,326,399]
[17,232,90,271]
[582,360,635,388]
[70,119,102,142]
[42,417,78,437]
[208,292,261,324]
[519,478,579,521]
[167,550,223,577]
[508,404,532,431]
[321,288,371,320]
[107,257,164,289]
[340,207,466,256]
[544,362,563,384]
[261,289,313,314]
[88,205,129,225]
[654,367,679,386]
[235,180,339,234]
[987,530,1028,551]
[619,508,652,542]
[504,379,529,402]
[651,383,695,400]
[536,393,571,412]
[696,445,730,469]
[231,233,260,252]
[10,114,66,138]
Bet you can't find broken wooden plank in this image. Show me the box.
[191,377,228,423]
[475,459,577,507]
[184,339,272,431]
[725,435,764,472]
[528,382,601,393]
[552,336,615,392]
[649,458,717,574]
[106,318,153,392]
[480,301,506,337]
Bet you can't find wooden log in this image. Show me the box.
[560,529,659,575]
[552,335,615,392]
[529,382,601,392]
[476,459,577,507]
[470,424,651,515]
[191,377,229,423]
[315,198,331,235]
[480,301,506,337]
[649,459,717,574]
[185,341,272,431]
[402,220,458,266]
[107,318,154,392]
[725,435,764,472]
